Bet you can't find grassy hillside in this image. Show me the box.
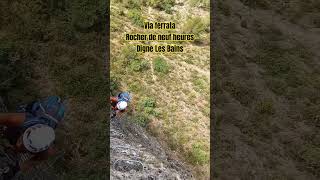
[0,0,109,179]
[214,0,320,179]
[110,0,210,178]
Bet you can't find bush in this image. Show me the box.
[127,9,144,27]
[148,0,175,14]
[128,82,143,93]
[183,17,209,35]
[189,0,209,9]
[299,144,320,175]
[153,57,170,74]
[224,80,257,106]
[255,42,292,77]
[255,99,275,115]
[122,45,139,62]
[133,114,150,127]
[110,77,120,95]
[136,97,158,117]
[123,0,146,9]
[302,105,320,126]
[187,143,209,165]
[193,79,207,93]
[129,59,150,72]
[70,0,107,32]
[140,97,156,108]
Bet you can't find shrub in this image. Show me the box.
[153,57,170,74]
[148,0,175,14]
[129,59,150,72]
[299,144,320,175]
[110,77,120,95]
[140,97,156,108]
[137,97,157,117]
[184,58,194,64]
[129,82,143,92]
[255,99,275,115]
[187,143,209,165]
[189,0,209,9]
[122,45,139,62]
[192,77,207,91]
[133,113,150,127]
[70,0,107,32]
[302,105,320,126]
[123,0,145,9]
[183,17,209,35]
[127,9,144,27]
[255,43,292,77]
[224,80,257,106]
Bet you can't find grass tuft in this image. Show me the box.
[153,57,170,74]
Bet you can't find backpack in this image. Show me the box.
[19,96,65,130]
[117,92,131,103]
[0,145,20,180]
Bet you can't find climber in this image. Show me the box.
[110,92,131,118]
[0,96,65,172]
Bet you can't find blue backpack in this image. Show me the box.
[21,96,65,130]
[117,92,131,103]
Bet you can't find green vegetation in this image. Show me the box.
[0,0,108,178]
[110,78,120,95]
[214,0,320,179]
[191,74,208,93]
[129,59,150,72]
[187,142,210,165]
[224,80,257,106]
[132,114,150,127]
[122,0,146,9]
[111,0,210,178]
[189,0,210,10]
[133,97,158,127]
[122,45,139,61]
[153,57,170,74]
[183,17,210,36]
[148,0,175,14]
[255,98,275,115]
[128,9,145,27]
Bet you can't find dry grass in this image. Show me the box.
[214,0,320,179]
[0,0,109,178]
[111,0,210,178]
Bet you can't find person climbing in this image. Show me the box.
[110,92,131,118]
[0,96,65,173]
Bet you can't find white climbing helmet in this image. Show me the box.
[116,101,128,110]
[23,124,55,153]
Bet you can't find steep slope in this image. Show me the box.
[213,0,320,179]
[110,0,210,178]
[110,117,193,179]
[0,0,109,178]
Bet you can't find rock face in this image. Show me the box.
[110,117,194,180]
